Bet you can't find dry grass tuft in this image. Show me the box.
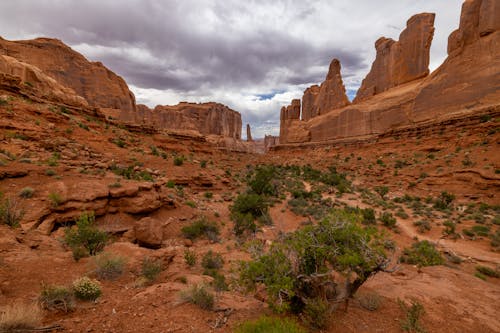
[0,302,42,331]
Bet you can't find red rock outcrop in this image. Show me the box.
[0,37,136,111]
[0,55,88,107]
[264,135,279,151]
[120,102,242,139]
[277,1,499,146]
[354,13,435,102]
[302,59,350,121]
[247,124,253,141]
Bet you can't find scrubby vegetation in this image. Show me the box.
[39,284,75,312]
[64,212,108,260]
[181,285,214,310]
[93,252,126,280]
[400,241,444,267]
[235,316,307,333]
[181,216,220,241]
[0,194,23,227]
[238,209,389,327]
[0,302,42,331]
[72,277,102,301]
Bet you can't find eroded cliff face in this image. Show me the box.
[354,13,435,103]
[278,1,499,146]
[120,102,242,140]
[0,37,136,112]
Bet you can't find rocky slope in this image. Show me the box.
[0,37,136,112]
[278,0,499,146]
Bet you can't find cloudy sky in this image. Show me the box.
[0,0,463,138]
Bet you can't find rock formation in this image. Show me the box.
[120,102,242,139]
[0,55,88,107]
[0,37,136,111]
[277,1,499,146]
[247,124,253,141]
[354,13,435,102]
[264,135,279,151]
[301,85,320,121]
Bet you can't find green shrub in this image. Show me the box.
[303,297,329,329]
[140,257,163,281]
[166,180,175,188]
[64,212,108,260]
[182,285,214,310]
[19,187,34,199]
[231,193,268,236]
[374,186,389,200]
[396,208,409,219]
[361,208,376,224]
[48,192,63,207]
[239,209,388,315]
[173,155,185,166]
[72,277,101,301]
[39,284,75,312]
[204,192,213,199]
[0,302,42,331]
[475,265,499,278]
[400,241,444,266]
[0,195,23,227]
[413,220,431,233]
[184,249,196,267]
[200,160,207,168]
[248,165,279,196]
[433,192,455,210]
[379,211,397,228]
[471,225,490,237]
[235,316,306,333]
[181,216,220,241]
[45,169,56,176]
[93,253,126,280]
[399,299,427,333]
[201,250,224,272]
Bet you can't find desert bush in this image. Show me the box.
[358,292,382,311]
[141,257,163,281]
[442,220,457,236]
[248,165,279,196]
[475,265,499,278]
[400,241,444,267]
[64,212,108,260]
[48,192,63,207]
[235,316,306,333]
[184,249,196,267]
[396,208,409,219]
[0,302,42,331]
[19,187,35,199]
[399,298,427,333]
[361,208,376,224]
[303,297,330,329]
[39,284,75,312]
[374,186,389,200]
[471,225,490,237]
[239,209,388,316]
[181,216,220,241]
[173,155,185,166]
[72,277,101,301]
[379,211,397,228]
[181,284,214,310]
[433,192,455,210]
[93,252,126,280]
[491,230,500,248]
[0,195,23,227]
[413,220,431,233]
[201,250,224,272]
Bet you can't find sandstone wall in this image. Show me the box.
[0,37,136,112]
[120,102,242,139]
[277,1,499,146]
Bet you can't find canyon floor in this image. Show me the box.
[1,95,499,332]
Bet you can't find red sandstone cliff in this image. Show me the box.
[0,37,136,112]
[278,1,499,146]
[120,102,242,140]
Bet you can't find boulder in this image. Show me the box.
[134,217,164,248]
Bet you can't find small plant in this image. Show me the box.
[184,249,197,267]
[72,277,101,301]
[181,284,214,310]
[141,257,163,281]
[166,180,175,188]
[173,155,185,166]
[0,302,42,331]
[39,284,75,312]
[19,187,35,199]
[358,292,382,311]
[64,212,108,260]
[201,250,224,272]
[413,220,431,233]
[361,208,376,224]
[93,252,126,280]
[0,195,24,227]
[235,316,307,333]
[433,192,455,210]
[45,169,56,176]
[374,186,389,200]
[200,160,207,168]
[204,191,213,199]
[399,298,427,333]
[181,216,220,241]
[379,211,397,228]
[185,200,197,208]
[400,240,444,267]
[303,297,330,329]
[48,192,63,207]
[475,265,499,278]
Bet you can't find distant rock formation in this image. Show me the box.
[120,102,242,139]
[354,13,435,102]
[0,37,136,111]
[264,135,279,151]
[277,1,499,146]
[247,124,253,141]
[0,55,88,107]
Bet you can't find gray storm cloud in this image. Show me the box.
[0,0,462,138]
